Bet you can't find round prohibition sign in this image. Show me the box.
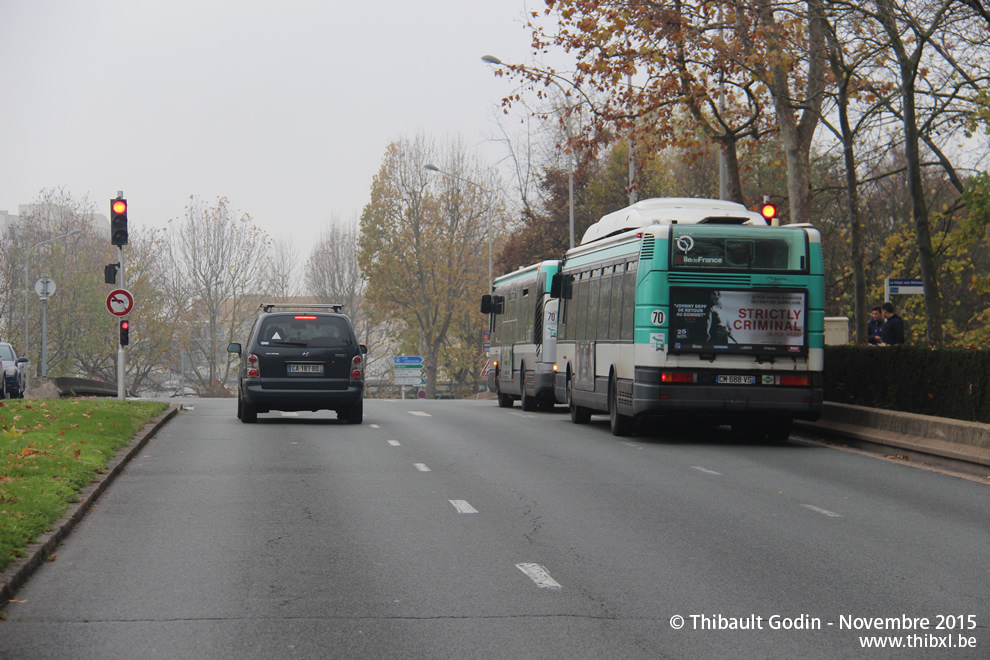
[106,288,134,317]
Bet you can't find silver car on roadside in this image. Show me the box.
[0,342,29,398]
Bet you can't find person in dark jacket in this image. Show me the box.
[867,306,885,345]
[879,302,905,345]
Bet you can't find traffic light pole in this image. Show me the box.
[113,189,127,400]
[117,242,126,400]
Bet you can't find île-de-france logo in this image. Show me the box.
[675,235,695,253]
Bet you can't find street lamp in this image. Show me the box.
[424,163,493,294]
[24,228,82,358]
[482,54,579,248]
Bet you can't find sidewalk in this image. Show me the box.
[796,402,990,473]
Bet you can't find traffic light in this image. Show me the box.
[110,197,128,246]
[761,201,777,224]
[119,319,130,346]
[104,263,119,284]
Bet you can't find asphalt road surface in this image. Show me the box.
[1,399,987,659]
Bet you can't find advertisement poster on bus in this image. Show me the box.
[669,288,806,355]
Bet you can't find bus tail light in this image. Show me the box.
[661,372,696,383]
[247,354,260,378]
[778,375,810,387]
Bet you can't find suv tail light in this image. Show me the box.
[350,355,364,380]
[247,353,260,378]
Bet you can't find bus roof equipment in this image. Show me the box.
[580,197,769,245]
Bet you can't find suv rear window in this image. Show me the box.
[258,315,354,348]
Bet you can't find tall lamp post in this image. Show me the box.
[483,54,579,248]
[424,163,493,294]
[24,228,82,357]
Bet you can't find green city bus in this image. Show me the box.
[481,260,561,410]
[551,198,824,439]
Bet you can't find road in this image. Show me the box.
[1,399,987,659]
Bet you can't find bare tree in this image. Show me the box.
[305,218,365,328]
[166,196,272,395]
[265,237,302,301]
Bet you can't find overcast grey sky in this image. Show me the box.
[1,0,539,246]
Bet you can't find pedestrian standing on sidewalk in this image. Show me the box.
[878,302,905,346]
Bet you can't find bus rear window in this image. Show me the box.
[671,227,807,272]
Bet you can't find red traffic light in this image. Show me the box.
[761,203,777,221]
[112,199,127,215]
[120,320,130,330]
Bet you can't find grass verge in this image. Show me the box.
[0,398,168,573]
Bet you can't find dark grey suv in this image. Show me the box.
[227,304,367,423]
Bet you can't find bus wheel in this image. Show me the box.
[495,372,513,408]
[609,375,635,437]
[568,374,591,424]
[731,422,763,442]
[520,365,537,412]
[765,418,792,443]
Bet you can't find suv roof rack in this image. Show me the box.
[261,302,344,313]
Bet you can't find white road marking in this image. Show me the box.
[801,504,843,518]
[414,463,431,472]
[387,440,401,446]
[449,500,478,513]
[370,424,380,429]
[691,466,723,476]
[620,441,640,448]
[408,411,432,417]
[516,563,562,590]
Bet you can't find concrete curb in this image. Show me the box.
[796,402,990,470]
[0,403,182,606]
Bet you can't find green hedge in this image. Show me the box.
[824,346,990,423]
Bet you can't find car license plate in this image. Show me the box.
[287,363,324,375]
[717,375,756,385]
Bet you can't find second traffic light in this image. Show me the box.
[119,319,130,346]
[110,197,128,246]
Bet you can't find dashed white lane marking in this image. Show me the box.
[620,441,640,448]
[387,440,401,446]
[408,411,432,417]
[414,463,431,472]
[449,500,478,513]
[691,466,723,476]
[370,424,381,429]
[516,563,562,590]
[801,504,843,518]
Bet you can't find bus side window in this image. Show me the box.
[575,274,589,341]
[586,273,601,340]
[600,272,614,340]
